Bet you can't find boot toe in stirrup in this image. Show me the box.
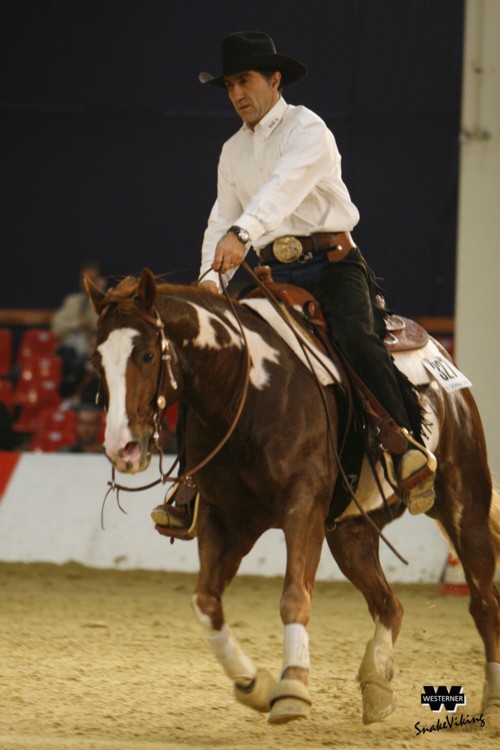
[398,449,436,515]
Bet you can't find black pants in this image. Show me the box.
[270,247,417,436]
[316,248,413,432]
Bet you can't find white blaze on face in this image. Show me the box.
[98,328,138,456]
[188,303,280,389]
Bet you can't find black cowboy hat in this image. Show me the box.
[199,31,308,88]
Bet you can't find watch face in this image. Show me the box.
[229,225,249,243]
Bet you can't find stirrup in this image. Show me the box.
[151,481,200,540]
[380,430,436,515]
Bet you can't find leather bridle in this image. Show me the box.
[100,281,252,510]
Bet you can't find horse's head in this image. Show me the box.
[86,268,179,474]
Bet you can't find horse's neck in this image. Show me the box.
[157,293,247,421]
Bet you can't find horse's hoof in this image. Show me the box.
[267,679,311,725]
[234,668,275,713]
[359,674,396,724]
[358,637,396,724]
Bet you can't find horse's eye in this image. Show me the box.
[142,352,155,364]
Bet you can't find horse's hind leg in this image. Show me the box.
[434,389,500,725]
[436,478,500,721]
[325,505,405,724]
[192,507,275,714]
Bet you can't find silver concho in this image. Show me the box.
[272,236,303,263]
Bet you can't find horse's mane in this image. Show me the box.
[101,274,232,314]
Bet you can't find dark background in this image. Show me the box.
[1,0,464,317]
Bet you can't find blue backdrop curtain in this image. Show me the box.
[1,0,464,317]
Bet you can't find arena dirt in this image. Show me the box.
[0,561,497,749]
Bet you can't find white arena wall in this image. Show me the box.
[0,452,451,583]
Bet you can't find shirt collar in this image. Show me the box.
[246,96,287,137]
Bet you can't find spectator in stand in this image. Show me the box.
[51,260,107,398]
[59,404,103,454]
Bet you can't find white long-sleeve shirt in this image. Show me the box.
[199,95,360,287]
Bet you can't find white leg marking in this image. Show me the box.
[371,619,393,674]
[192,597,256,684]
[484,662,500,706]
[208,625,257,684]
[98,328,137,455]
[281,623,310,677]
[192,597,212,630]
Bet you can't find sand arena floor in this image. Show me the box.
[0,561,497,749]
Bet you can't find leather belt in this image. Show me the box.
[258,231,355,264]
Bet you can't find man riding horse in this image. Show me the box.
[153,31,436,529]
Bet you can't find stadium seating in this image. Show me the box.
[37,406,77,434]
[12,354,63,433]
[0,328,13,377]
[16,328,59,367]
[31,429,76,452]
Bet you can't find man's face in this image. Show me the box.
[224,70,281,128]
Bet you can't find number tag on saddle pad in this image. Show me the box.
[422,356,472,393]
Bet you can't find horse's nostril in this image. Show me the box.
[122,441,140,458]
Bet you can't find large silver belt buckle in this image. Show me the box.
[272,236,303,263]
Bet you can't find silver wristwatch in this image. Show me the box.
[228,225,250,244]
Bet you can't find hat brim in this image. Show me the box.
[199,53,307,88]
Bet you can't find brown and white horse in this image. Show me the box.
[87,268,500,727]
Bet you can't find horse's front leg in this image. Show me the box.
[267,498,326,725]
[192,506,275,713]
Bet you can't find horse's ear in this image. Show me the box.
[137,268,157,311]
[84,273,107,314]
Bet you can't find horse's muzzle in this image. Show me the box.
[110,439,151,474]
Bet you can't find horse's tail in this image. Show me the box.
[489,485,500,560]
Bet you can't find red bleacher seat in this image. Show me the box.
[38,407,77,434]
[31,429,76,452]
[13,379,63,433]
[13,354,62,406]
[0,328,13,377]
[16,328,59,367]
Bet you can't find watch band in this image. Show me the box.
[228,225,250,244]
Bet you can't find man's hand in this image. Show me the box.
[198,280,219,295]
[212,232,246,274]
